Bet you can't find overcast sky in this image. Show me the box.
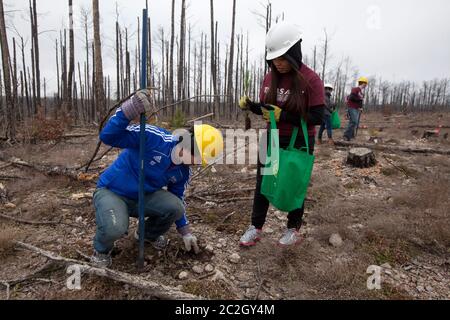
[5,0,450,94]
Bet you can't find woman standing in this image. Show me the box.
[239,22,325,246]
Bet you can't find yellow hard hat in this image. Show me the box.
[194,124,224,167]
[358,77,369,85]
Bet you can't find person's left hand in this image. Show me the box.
[262,104,282,122]
[178,225,200,254]
[183,234,200,254]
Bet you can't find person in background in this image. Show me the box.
[344,77,368,141]
[318,83,336,145]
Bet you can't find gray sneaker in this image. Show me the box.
[134,230,169,251]
[91,250,112,268]
[278,229,303,246]
[239,226,262,247]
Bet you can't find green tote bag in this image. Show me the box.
[261,111,315,212]
[331,109,341,129]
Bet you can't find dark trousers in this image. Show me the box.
[318,114,333,140]
[252,134,315,231]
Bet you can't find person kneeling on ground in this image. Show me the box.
[91,90,224,267]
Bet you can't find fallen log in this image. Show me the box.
[61,133,98,139]
[334,141,450,155]
[0,212,84,230]
[0,152,86,181]
[15,241,202,300]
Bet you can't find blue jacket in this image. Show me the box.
[97,108,190,229]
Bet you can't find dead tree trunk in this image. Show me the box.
[115,20,120,101]
[169,0,175,105]
[177,0,186,108]
[0,0,15,140]
[92,0,105,119]
[31,0,41,109]
[226,0,236,106]
[321,29,328,82]
[67,0,75,115]
[55,39,60,108]
[210,0,218,103]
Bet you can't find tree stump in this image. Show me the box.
[347,148,377,168]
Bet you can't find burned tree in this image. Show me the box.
[0,0,15,139]
[92,0,105,118]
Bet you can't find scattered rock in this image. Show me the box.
[218,238,227,247]
[229,253,241,264]
[381,263,392,269]
[178,271,189,280]
[264,227,274,234]
[275,211,288,221]
[205,245,214,253]
[192,265,204,275]
[416,285,424,293]
[348,223,364,230]
[75,216,83,223]
[329,234,343,247]
[205,264,215,273]
[71,193,91,200]
[426,286,433,292]
[4,202,16,209]
[211,166,217,173]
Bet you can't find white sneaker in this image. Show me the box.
[239,226,262,247]
[278,229,303,246]
[91,251,112,268]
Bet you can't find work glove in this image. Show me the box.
[121,89,157,121]
[239,96,251,111]
[262,104,282,122]
[239,96,263,116]
[178,225,200,254]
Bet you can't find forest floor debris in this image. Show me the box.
[0,112,449,300]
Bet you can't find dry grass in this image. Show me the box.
[183,280,236,299]
[0,225,19,258]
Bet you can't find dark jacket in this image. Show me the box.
[324,92,336,117]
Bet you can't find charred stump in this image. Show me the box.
[347,148,377,168]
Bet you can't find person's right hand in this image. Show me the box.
[121,89,157,122]
[239,97,264,116]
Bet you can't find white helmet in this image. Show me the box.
[324,83,334,90]
[266,22,302,61]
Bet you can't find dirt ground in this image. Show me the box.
[0,111,449,300]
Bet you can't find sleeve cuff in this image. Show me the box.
[177,225,191,236]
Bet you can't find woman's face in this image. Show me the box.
[272,57,292,74]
